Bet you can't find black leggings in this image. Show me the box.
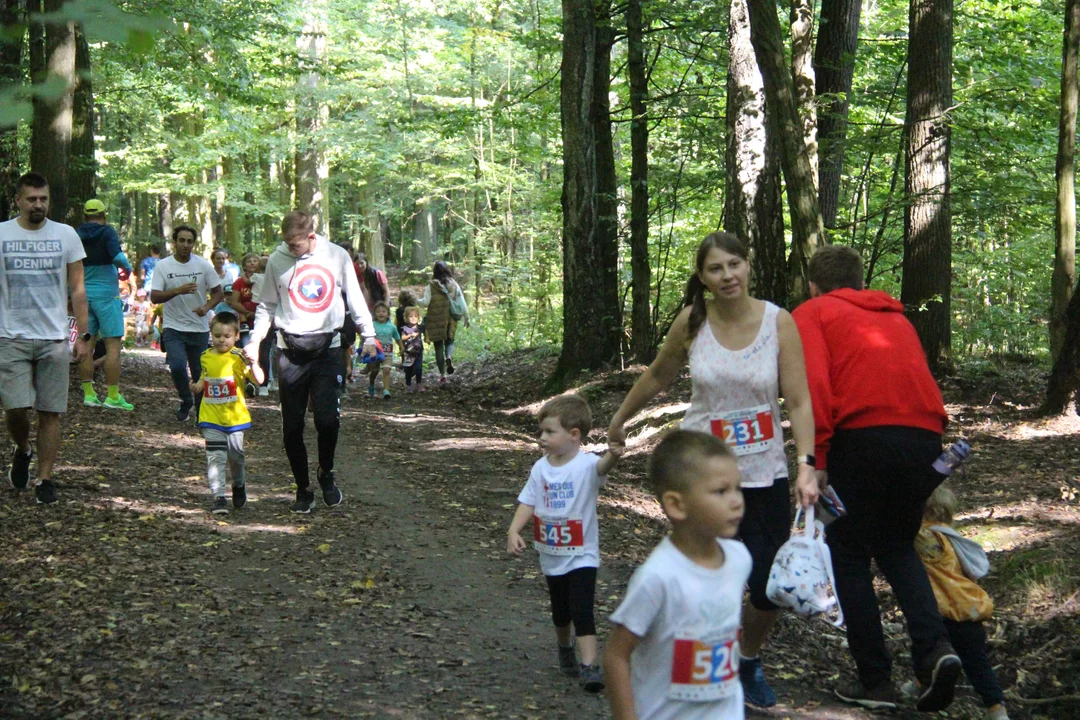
[276,349,344,490]
[545,567,597,636]
[945,619,1005,707]
[738,480,792,611]
[405,351,424,385]
[433,340,454,375]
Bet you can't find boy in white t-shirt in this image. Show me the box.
[606,430,752,720]
[507,394,621,693]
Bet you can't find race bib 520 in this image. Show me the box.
[709,404,775,456]
[204,376,238,404]
[532,517,585,556]
[669,633,740,702]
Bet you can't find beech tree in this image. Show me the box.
[626,0,651,362]
[1052,0,1080,361]
[29,0,76,222]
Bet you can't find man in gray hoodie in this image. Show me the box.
[246,211,377,513]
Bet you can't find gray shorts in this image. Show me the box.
[0,338,71,413]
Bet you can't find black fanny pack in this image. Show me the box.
[279,330,337,363]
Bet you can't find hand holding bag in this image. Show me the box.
[765,505,844,627]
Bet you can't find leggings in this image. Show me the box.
[944,619,1005,707]
[405,351,424,385]
[276,349,343,490]
[203,428,245,496]
[545,567,597,636]
[434,340,454,375]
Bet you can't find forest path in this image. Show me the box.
[1,349,1054,719]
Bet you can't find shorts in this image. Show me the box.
[545,566,598,636]
[0,338,71,412]
[738,479,792,611]
[88,296,125,338]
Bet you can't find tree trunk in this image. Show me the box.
[901,0,953,372]
[554,0,621,382]
[411,200,438,270]
[365,206,386,270]
[295,20,325,232]
[725,0,786,307]
[67,23,94,225]
[222,157,241,257]
[1052,0,1080,361]
[814,0,862,230]
[626,0,652,362]
[159,193,173,239]
[746,0,823,304]
[29,0,76,223]
[0,0,24,221]
[1043,275,1080,413]
[790,0,817,187]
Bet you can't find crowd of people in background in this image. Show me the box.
[0,170,1009,719]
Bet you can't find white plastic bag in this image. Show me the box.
[765,505,844,627]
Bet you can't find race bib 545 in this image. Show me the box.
[669,633,740,702]
[532,517,584,556]
[709,404,775,456]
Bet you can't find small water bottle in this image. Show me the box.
[933,439,971,476]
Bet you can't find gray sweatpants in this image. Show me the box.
[203,427,245,497]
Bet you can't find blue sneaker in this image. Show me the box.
[739,656,777,707]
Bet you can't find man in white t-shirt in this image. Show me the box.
[606,430,751,720]
[149,225,223,422]
[507,394,621,694]
[0,173,92,505]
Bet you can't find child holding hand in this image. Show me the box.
[365,301,403,399]
[606,430,750,720]
[400,305,425,392]
[507,394,621,693]
[190,312,264,515]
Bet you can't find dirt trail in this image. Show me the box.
[1,350,1068,719]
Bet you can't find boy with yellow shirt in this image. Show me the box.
[190,312,264,514]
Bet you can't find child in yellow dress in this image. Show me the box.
[906,485,1008,720]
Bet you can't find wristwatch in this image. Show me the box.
[80,332,92,343]
[797,454,817,467]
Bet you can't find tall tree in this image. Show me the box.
[1052,0,1080,361]
[814,0,862,230]
[29,0,76,222]
[745,0,823,303]
[67,23,94,225]
[0,0,23,221]
[901,0,953,372]
[790,0,817,184]
[1043,275,1080,414]
[554,0,621,381]
[725,0,785,306]
[295,19,325,233]
[626,0,652,362]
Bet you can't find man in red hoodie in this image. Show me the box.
[792,245,962,712]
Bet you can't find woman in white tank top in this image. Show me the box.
[608,232,818,708]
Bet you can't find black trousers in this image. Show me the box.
[404,351,424,385]
[277,348,344,490]
[825,426,950,689]
[545,567,597,636]
[945,619,1004,707]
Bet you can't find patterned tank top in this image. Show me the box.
[681,301,787,488]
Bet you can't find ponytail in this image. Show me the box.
[683,274,708,340]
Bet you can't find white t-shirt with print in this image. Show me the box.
[609,537,752,720]
[0,218,86,341]
[517,451,606,577]
[151,255,221,333]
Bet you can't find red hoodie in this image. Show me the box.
[791,288,947,469]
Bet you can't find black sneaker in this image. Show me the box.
[175,403,192,422]
[232,485,247,510]
[558,643,579,677]
[291,488,315,514]
[579,664,604,693]
[34,479,57,505]
[211,496,229,515]
[8,446,32,489]
[318,470,343,507]
[916,642,962,711]
[446,357,455,375]
[834,677,900,710]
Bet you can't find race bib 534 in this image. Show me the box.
[532,517,584,556]
[669,633,740,702]
[709,404,775,456]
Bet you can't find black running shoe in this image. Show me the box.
[8,447,32,490]
[175,403,191,423]
[558,643,580,677]
[232,485,247,510]
[446,357,455,375]
[579,664,604,693]
[916,642,962,712]
[318,470,343,507]
[35,479,57,505]
[211,496,229,515]
[291,488,315,514]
